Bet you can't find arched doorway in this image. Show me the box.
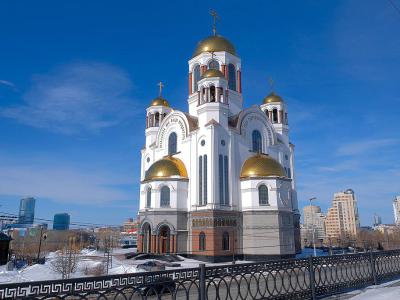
[142,223,152,253]
[158,225,171,254]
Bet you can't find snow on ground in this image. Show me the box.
[351,287,400,299]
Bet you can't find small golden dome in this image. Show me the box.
[193,35,236,57]
[150,96,170,107]
[144,156,188,181]
[263,92,284,104]
[201,69,225,79]
[240,153,286,179]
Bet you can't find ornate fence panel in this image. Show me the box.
[0,267,200,300]
[0,250,400,299]
[205,258,312,299]
[374,249,400,282]
[312,252,373,297]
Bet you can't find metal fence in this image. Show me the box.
[1,249,400,299]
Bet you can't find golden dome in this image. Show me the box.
[263,92,284,104]
[144,156,188,181]
[240,153,286,179]
[201,69,225,79]
[193,35,236,57]
[150,97,170,107]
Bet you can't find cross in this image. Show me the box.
[210,9,219,36]
[268,77,275,92]
[157,81,164,97]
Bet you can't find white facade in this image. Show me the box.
[137,33,300,261]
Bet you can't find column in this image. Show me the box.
[188,72,193,95]
[206,88,210,102]
[145,116,148,128]
[279,110,283,124]
[237,70,242,93]
[156,234,159,254]
[216,87,220,103]
[268,110,272,120]
[222,65,227,78]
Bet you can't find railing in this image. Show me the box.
[0,250,400,299]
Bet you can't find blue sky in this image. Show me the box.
[0,0,399,227]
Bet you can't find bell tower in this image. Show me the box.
[187,12,242,120]
[145,82,171,147]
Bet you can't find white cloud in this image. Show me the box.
[336,138,399,156]
[1,62,138,134]
[0,80,17,91]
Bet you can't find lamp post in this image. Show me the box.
[309,197,317,257]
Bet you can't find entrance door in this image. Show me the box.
[159,225,170,254]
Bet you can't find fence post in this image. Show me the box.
[308,256,316,300]
[370,250,378,285]
[199,263,206,300]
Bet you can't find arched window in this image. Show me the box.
[228,64,236,91]
[272,109,278,123]
[199,232,206,251]
[222,232,230,251]
[259,185,269,206]
[168,132,177,155]
[160,186,170,207]
[193,65,201,92]
[210,86,216,102]
[155,112,160,126]
[208,59,219,70]
[252,130,262,153]
[146,187,151,208]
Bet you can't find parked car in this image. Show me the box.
[139,277,175,296]
[137,260,166,272]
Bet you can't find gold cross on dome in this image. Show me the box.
[157,81,164,96]
[268,77,275,92]
[210,9,219,36]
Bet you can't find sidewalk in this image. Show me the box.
[323,279,400,299]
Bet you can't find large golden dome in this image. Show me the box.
[150,96,170,107]
[201,69,225,79]
[193,35,236,57]
[240,153,286,179]
[144,156,188,181]
[263,92,284,104]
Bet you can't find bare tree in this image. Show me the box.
[50,237,80,279]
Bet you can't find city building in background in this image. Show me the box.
[325,189,360,240]
[373,213,382,227]
[53,213,70,230]
[18,197,35,225]
[0,215,18,230]
[302,205,326,246]
[393,196,400,226]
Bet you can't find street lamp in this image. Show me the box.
[309,197,317,257]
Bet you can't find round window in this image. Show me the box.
[221,140,226,146]
[201,140,206,146]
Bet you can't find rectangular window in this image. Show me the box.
[198,156,203,206]
[224,156,229,205]
[219,155,224,205]
[203,155,208,205]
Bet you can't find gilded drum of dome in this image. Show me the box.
[144,156,188,181]
[193,35,236,57]
[263,92,283,104]
[201,69,225,79]
[240,153,286,178]
[150,97,170,107]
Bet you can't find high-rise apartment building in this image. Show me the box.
[18,197,35,225]
[325,189,360,239]
[303,205,326,241]
[53,213,70,230]
[393,196,400,226]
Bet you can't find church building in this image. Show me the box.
[137,20,301,262]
